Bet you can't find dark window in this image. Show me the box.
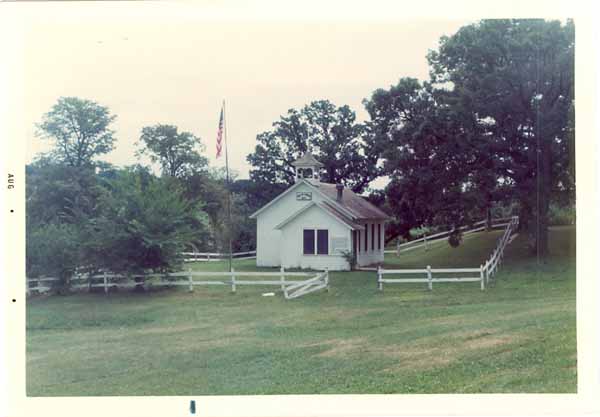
[371,224,375,250]
[303,230,315,255]
[317,230,329,255]
[377,223,381,250]
[364,224,368,252]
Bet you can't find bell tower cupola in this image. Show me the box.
[292,152,324,185]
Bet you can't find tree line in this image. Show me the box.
[247,19,574,254]
[26,19,575,284]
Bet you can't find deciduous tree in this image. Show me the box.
[428,19,575,255]
[247,100,379,193]
[37,97,116,167]
[137,124,208,178]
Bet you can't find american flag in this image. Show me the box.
[216,106,224,158]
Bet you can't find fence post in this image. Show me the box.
[188,268,193,292]
[103,271,108,295]
[231,268,236,293]
[424,233,429,251]
[396,240,400,256]
[427,265,432,291]
[207,253,211,262]
[480,264,485,291]
[377,266,383,291]
[280,266,285,291]
[325,268,330,292]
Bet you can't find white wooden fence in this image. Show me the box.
[181,250,256,262]
[481,216,520,285]
[26,267,329,300]
[377,216,519,292]
[386,216,515,255]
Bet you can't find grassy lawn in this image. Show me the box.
[26,226,576,395]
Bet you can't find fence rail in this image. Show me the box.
[27,267,328,300]
[378,216,519,292]
[181,251,257,262]
[283,271,329,300]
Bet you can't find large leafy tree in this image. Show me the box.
[365,19,574,255]
[26,157,104,227]
[37,97,117,167]
[82,170,207,274]
[137,124,208,178]
[427,19,575,256]
[247,100,379,193]
[365,78,494,240]
[26,158,106,287]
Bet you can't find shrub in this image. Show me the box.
[341,250,357,271]
[448,230,463,248]
[548,203,575,226]
[26,222,82,292]
[83,171,204,275]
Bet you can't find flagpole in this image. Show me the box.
[223,100,233,273]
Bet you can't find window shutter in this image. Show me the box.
[377,223,381,250]
[303,229,315,255]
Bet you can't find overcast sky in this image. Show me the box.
[24,16,472,182]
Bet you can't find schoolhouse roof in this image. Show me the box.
[249,179,390,221]
[291,152,325,168]
[317,183,391,220]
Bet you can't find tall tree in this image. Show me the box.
[364,20,574,255]
[37,97,117,167]
[365,79,491,240]
[137,124,208,178]
[247,100,379,193]
[427,19,575,256]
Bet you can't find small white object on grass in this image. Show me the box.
[262,292,275,297]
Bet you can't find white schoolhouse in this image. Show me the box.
[249,153,390,271]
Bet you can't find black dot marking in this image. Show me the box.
[12,299,16,303]
[10,210,14,213]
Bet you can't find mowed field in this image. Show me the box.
[26,226,576,395]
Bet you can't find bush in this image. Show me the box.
[26,222,82,292]
[448,230,463,248]
[341,250,357,270]
[548,204,575,226]
[83,171,205,275]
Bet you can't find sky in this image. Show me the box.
[23,13,472,184]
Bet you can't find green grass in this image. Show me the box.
[26,226,576,395]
